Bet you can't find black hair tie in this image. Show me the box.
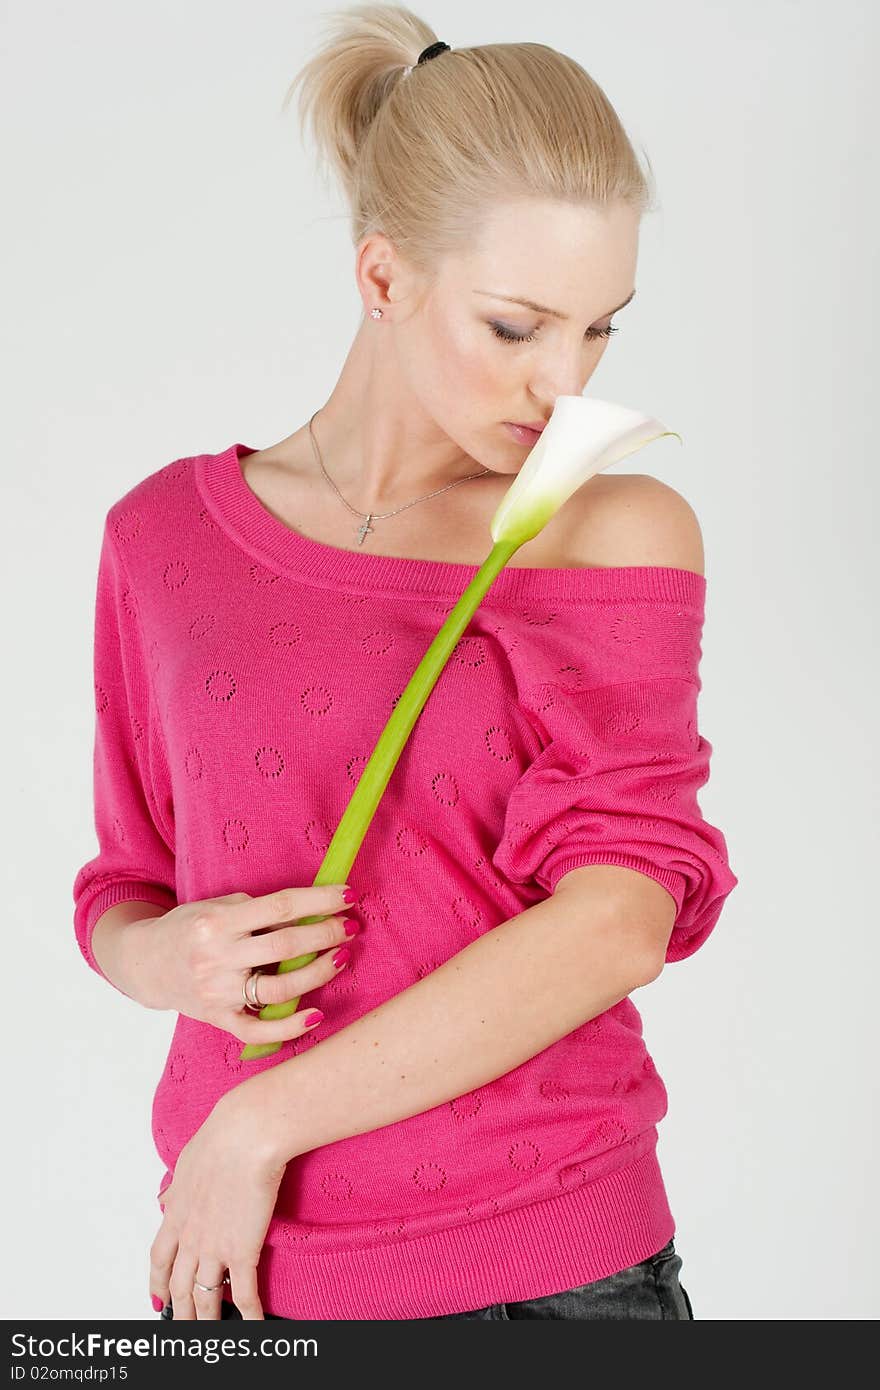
[417,42,451,64]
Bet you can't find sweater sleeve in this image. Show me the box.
[491,588,738,964]
[72,515,178,990]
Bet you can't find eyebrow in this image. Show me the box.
[473,287,637,321]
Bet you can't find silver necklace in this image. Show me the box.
[307,410,492,546]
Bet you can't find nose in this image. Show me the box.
[529,347,594,405]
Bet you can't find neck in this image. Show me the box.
[308,319,487,514]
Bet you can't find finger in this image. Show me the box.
[235,1002,326,1045]
[242,915,356,971]
[192,1263,229,1321]
[168,1248,199,1322]
[246,944,351,1006]
[149,1213,179,1312]
[229,884,356,940]
[229,1262,263,1320]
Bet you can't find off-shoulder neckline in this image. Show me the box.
[193,442,707,605]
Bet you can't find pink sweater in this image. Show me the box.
[73,442,738,1320]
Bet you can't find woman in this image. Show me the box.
[73,4,737,1321]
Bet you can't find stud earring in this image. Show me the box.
[370,307,383,320]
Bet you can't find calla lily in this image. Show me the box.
[240,395,681,1060]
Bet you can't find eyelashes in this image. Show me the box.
[489,321,619,345]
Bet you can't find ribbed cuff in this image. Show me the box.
[76,880,177,993]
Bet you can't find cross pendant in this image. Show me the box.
[356,515,374,545]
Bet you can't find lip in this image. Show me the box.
[504,422,546,446]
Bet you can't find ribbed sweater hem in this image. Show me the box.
[256,1142,674,1319]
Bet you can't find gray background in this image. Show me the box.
[3,0,877,1320]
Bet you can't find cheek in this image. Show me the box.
[429,324,506,409]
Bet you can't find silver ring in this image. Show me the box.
[193,1274,230,1293]
[242,968,264,1012]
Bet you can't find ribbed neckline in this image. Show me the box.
[193,442,707,606]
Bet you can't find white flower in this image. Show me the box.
[491,395,682,546]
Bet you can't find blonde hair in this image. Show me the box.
[284,3,655,279]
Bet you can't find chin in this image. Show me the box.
[457,429,520,478]
[471,440,520,478]
[475,460,519,480]
[489,449,527,477]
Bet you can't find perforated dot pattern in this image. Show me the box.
[72,446,737,1318]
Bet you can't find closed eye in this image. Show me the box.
[489,322,620,345]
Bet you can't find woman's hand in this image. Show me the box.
[145,881,360,1044]
[149,1088,286,1320]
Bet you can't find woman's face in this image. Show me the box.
[390,197,641,475]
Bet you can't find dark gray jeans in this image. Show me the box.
[201,1238,694,1321]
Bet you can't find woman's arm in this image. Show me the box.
[230,871,664,1167]
[91,900,170,1007]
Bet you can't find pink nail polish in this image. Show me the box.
[303,1009,324,1028]
[331,946,350,969]
[151,1295,164,1312]
[343,918,361,937]
[343,887,357,904]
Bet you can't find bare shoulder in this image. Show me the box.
[571,472,705,575]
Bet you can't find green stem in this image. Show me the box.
[239,536,521,1061]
